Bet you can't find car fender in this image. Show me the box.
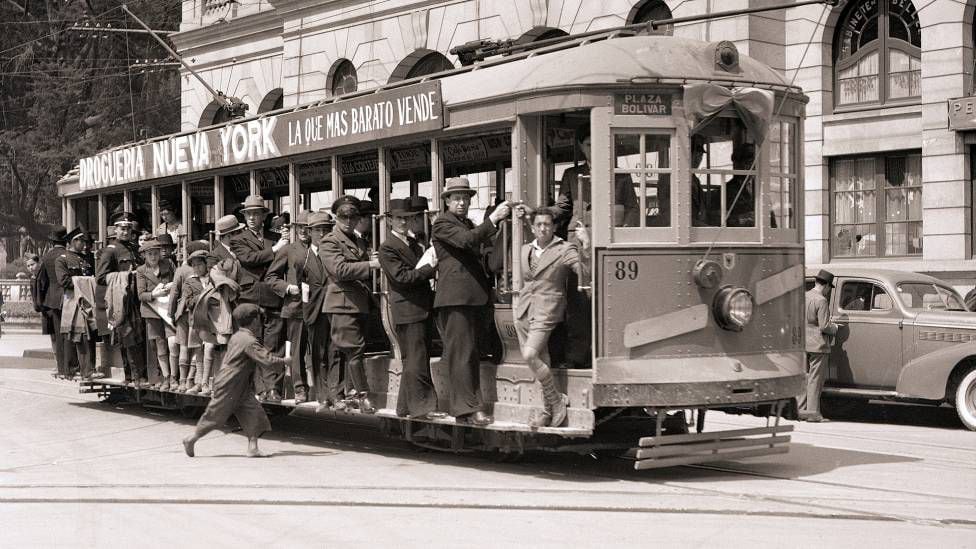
[896,341,976,400]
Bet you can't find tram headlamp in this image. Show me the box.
[713,286,754,331]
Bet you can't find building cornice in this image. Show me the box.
[274,0,455,38]
[171,10,284,54]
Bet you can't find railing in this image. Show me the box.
[0,280,32,303]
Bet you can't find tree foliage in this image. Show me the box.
[0,0,181,240]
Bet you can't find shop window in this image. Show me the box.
[834,0,921,108]
[328,59,358,97]
[627,0,674,35]
[831,151,921,258]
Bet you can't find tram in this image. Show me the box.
[59,29,808,469]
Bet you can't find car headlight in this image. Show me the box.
[713,286,754,331]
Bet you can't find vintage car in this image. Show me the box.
[805,268,976,430]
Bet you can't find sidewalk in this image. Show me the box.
[0,327,54,360]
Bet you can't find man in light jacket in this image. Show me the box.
[801,269,839,422]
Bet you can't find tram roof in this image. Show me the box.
[60,34,800,187]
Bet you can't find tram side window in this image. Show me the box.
[72,196,98,240]
[131,188,152,237]
[768,119,798,229]
[223,173,250,220]
[691,116,757,228]
[298,160,334,212]
[389,142,434,202]
[612,133,671,228]
[187,180,215,241]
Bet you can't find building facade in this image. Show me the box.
[162,1,973,283]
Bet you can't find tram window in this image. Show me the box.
[691,116,757,228]
[187,179,215,241]
[768,119,797,229]
[131,188,152,235]
[389,143,433,202]
[543,114,589,239]
[223,173,250,219]
[298,160,334,212]
[611,133,670,228]
[340,151,379,204]
[441,133,513,223]
[72,196,98,237]
[105,192,123,224]
[257,167,292,234]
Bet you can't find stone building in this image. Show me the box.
[166,0,973,282]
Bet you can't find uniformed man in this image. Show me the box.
[432,177,511,425]
[265,210,313,403]
[37,225,69,378]
[379,196,444,419]
[55,228,99,381]
[320,195,378,413]
[229,195,290,402]
[802,269,839,422]
[96,211,147,387]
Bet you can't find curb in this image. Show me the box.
[22,349,55,360]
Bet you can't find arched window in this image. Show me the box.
[328,59,358,97]
[628,0,673,35]
[389,49,454,83]
[516,26,569,45]
[198,99,232,127]
[834,0,921,108]
[257,88,283,114]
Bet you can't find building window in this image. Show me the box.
[257,88,283,113]
[389,49,454,83]
[328,59,357,97]
[627,0,674,35]
[515,26,569,45]
[834,0,921,108]
[831,151,922,258]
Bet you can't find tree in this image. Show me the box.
[0,0,180,243]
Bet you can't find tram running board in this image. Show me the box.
[628,424,793,470]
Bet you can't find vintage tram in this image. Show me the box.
[61,30,808,469]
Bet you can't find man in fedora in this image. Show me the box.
[305,211,342,409]
[802,269,839,422]
[37,225,70,377]
[432,177,511,425]
[320,195,379,413]
[265,210,314,403]
[229,195,291,402]
[96,211,146,386]
[380,196,445,419]
[212,214,244,263]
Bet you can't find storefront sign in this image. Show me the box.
[614,93,672,116]
[78,81,444,191]
[949,96,976,131]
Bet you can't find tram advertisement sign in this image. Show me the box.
[614,93,672,116]
[78,82,444,191]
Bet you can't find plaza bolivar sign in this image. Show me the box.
[78,81,444,191]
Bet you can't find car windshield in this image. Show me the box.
[896,282,967,312]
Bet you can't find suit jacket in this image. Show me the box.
[228,229,281,308]
[432,210,497,309]
[38,245,66,311]
[805,288,838,354]
[212,240,235,262]
[265,241,311,320]
[95,240,142,285]
[135,260,175,319]
[320,227,373,315]
[379,232,435,325]
[514,238,581,323]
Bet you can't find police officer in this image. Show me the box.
[37,225,69,378]
[96,211,147,387]
[56,227,99,381]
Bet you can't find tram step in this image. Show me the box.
[373,409,592,437]
[631,424,793,470]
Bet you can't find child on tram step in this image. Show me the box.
[168,240,212,392]
[182,303,288,458]
[183,250,218,395]
[135,239,177,390]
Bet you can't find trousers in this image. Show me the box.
[395,320,437,417]
[798,352,828,415]
[437,306,485,417]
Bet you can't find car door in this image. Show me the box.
[828,278,903,389]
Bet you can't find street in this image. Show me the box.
[1,334,974,548]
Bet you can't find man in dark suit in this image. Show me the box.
[380,196,444,419]
[37,226,69,377]
[432,177,511,425]
[303,212,340,409]
[321,195,379,413]
[265,210,313,403]
[229,195,290,402]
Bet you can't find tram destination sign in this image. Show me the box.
[78,81,444,190]
[614,93,672,116]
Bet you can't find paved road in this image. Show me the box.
[0,361,973,548]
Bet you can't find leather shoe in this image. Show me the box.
[359,396,375,414]
[457,411,493,426]
[414,411,448,420]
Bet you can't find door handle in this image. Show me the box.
[898,320,903,329]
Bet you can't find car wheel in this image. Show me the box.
[954,368,976,431]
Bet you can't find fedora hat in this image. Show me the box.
[156,233,175,248]
[214,214,245,236]
[185,240,209,256]
[814,269,835,288]
[441,177,476,199]
[240,195,270,213]
[138,238,161,253]
[294,210,312,227]
[389,198,412,216]
[408,196,429,213]
[308,211,335,228]
[48,225,68,243]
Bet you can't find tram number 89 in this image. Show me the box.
[613,260,639,281]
